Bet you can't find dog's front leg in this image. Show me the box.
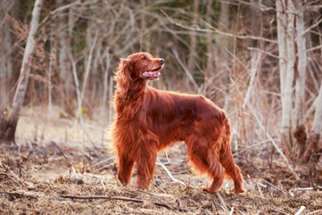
[116,142,135,186]
[117,150,135,186]
[135,132,158,189]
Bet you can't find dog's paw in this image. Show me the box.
[203,187,220,193]
[233,186,245,194]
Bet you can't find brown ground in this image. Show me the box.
[1,114,322,215]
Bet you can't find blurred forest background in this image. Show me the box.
[0,0,322,214]
[0,0,322,182]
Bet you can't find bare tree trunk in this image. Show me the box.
[0,0,43,143]
[78,31,98,122]
[205,0,230,104]
[47,17,57,117]
[277,0,297,158]
[102,49,111,116]
[0,1,13,107]
[294,1,307,127]
[47,39,55,117]
[302,82,322,162]
[244,0,263,108]
[215,1,230,107]
[276,0,288,96]
[293,0,307,157]
[58,0,73,107]
[205,0,214,79]
[187,0,199,73]
[277,0,311,161]
[140,0,150,52]
[70,53,81,122]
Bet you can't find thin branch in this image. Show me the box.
[243,51,263,108]
[38,0,82,29]
[0,191,40,199]
[307,209,322,215]
[246,103,300,180]
[60,195,173,210]
[171,48,199,91]
[161,10,277,44]
[307,44,322,52]
[248,47,280,59]
[303,16,322,35]
[156,161,186,187]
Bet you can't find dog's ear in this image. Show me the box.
[121,58,132,70]
[119,58,135,80]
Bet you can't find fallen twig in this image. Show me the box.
[256,183,264,198]
[0,191,41,199]
[289,187,314,193]
[60,194,172,210]
[156,161,186,187]
[0,172,21,186]
[295,206,305,215]
[93,157,114,168]
[307,209,322,215]
[297,187,315,191]
[229,207,234,215]
[50,141,69,161]
[216,193,228,212]
[261,179,288,195]
[2,164,34,188]
[136,190,175,199]
[97,162,115,171]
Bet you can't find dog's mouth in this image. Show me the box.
[142,65,164,80]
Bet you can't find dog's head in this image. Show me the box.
[120,52,165,81]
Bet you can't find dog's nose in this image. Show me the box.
[160,58,165,65]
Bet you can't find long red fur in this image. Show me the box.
[112,52,244,193]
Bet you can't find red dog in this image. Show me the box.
[112,52,244,193]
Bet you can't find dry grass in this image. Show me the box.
[1,110,322,214]
[16,107,109,150]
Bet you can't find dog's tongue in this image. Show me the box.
[142,71,160,78]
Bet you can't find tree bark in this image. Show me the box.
[293,0,307,157]
[205,0,230,105]
[244,0,263,107]
[302,82,322,162]
[205,0,214,79]
[277,0,297,158]
[58,0,73,107]
[0,1,13,107]
[215,1,230,107]
[294,0,307,128]
[276,0,288,99]
[188,0,199,73]
[78,30,98,121]
[0,0,43,143]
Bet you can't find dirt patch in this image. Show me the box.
[0,141,321,215]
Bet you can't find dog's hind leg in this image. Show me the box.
[186,136,224,193]
[219,118,245,193]
[220,146,245,193]
[206,157,224,193]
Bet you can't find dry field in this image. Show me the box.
[0,111,321,215]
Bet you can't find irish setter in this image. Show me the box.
[112,52,244,193]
